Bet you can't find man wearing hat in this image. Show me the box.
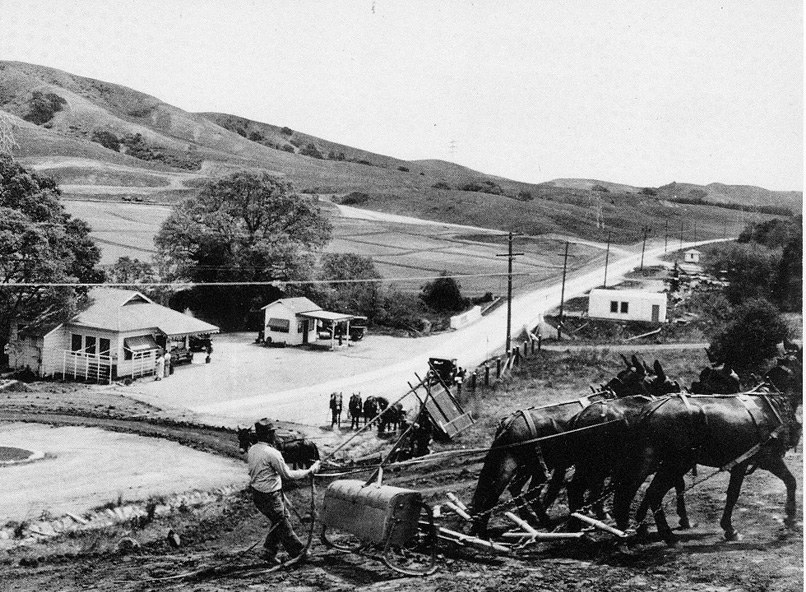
[248,418,320,564]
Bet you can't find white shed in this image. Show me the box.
[684,249,701,263]
[261,297,321,346]
[588,289,667,323]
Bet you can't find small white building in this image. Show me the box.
[588,288,667,323]
[261,297,355,348]
[7,288,219,382]
[684,249,701,263]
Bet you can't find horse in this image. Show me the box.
[691,363,741,394]
[612,359,802,546]
[564,361,690,532]
[329,392,343,429]
[235,426,320,470]
[379,402,404,434]
[469,354,673,536]
[348,393,363,430]
[363,396,378,426]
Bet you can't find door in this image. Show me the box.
[301,320,309,344]
[651,305,660,322]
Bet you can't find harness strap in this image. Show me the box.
[517,409,550,477]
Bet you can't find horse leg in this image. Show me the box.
[758,454,798,530]
[675,474,692,529]
[469,452,519,537]
[508,468,542,527]
[642,468,682,547]
[721,462,749,541]
[613,447,657,532]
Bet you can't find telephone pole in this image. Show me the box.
[603,230,612,287]
[664,219,669,254]
[496,232,524,354]
[639,226,651,270]
[558,241,570,339]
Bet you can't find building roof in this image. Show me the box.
[261,297,321,314]
[589,288,667,301]
[684,248,702,254]
[67,288,219,338]
[298,310,356,323]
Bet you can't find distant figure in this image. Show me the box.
[155,351,165,381]
[348,393,363,430]
[205,343,213,364]
[329,392,343,429]
[164,349,172,377]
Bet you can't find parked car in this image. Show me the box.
[170,345,194,365]
[189,335,212,352]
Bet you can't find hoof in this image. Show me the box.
[677,519,694,530]
[723,529,743,542]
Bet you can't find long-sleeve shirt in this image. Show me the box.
[247,442,309,493]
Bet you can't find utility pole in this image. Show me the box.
[639,226,651,270]
[603,230,612,288]
[496,232,524,354]
[664,219,669,253]
[558,241,570,340]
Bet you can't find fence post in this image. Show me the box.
[484,364,490,386]
[471,371,477,391]
[515,346,521,366]
[538,335,542,352]
[523,340,529,358]
[496,357,501,378]
[531,338,535,355]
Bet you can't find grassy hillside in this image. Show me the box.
[0,60,798,245]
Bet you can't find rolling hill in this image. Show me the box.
[0,60,799,245]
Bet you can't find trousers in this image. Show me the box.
[251,488,304,558]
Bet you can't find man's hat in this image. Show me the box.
[255,418,276,437]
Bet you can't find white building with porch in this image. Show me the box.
[7,288,218,383]
[587,288,667,323]
[261,297,357,349]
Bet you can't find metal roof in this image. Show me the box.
[67,288,219,338]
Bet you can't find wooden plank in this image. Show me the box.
[570,513,627,538]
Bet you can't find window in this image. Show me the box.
[620,302,629,314]
[85,335,97,354]
[267,318,290,333]
[610,301,618,313]
[297,320,306,334]
[99,338,110,357]
[71,334,82,352]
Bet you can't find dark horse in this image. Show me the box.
[612,357,802,546]
[236,426,320,469]
[690,362,741,394]
[469,354,676,536]
[329,392,343,428]
[348,393,363,430]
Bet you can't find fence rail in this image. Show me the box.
[61,351,112,384]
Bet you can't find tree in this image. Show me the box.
[0,155,102,363]
[772,228,802,312]
[420,272,466,313]
[707,298,790,375]
[106,256,170,304]
[318,253,381,320]
[705,243,779,305]
[155,171,332,328]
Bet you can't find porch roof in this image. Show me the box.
[297,311,356,323]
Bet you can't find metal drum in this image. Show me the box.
[321,479,423,546]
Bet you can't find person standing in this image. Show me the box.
[155,350,165,381]
[163,348,172,377]
[248,419,320,564]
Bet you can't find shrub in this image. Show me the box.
[248,131,264,142]
[355,159,374,166]
[707,298,789,374]
[91,130,121,152]
[591,184,610,193]
[282,144,295,153]
[24,91,67,125]
[640,187,658,196]
[420,272,466,313]
[340,192,370,205]
[397,166,410,172]
[459,180,504,195]
[517,190,533,201]
[280,126,293,136]
[299,142,324,159]
[432,181,451,190]
[120,133,202,170]
[289,136,304,148]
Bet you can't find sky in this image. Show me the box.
[0,1,802,190]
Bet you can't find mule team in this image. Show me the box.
[330,392,404,434]
[470,348,802,547]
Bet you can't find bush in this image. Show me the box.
[640,187,658,196]
[432,181,451,190]
[517,190,533,201]
[24,91,67,125]
[420,272,466,313]
[282,144,295,153]
[91,130,121,152]
[328,151,346,161]
[591,184,610,193]
[248,131,264,142]
[340,192,370,205]
[120,133,202,170]
[397,166,410,172]
[705,243,779,305]
[459,180,503,195]
[375,289,426,331]
[707,298,789,374]
[299,142,324,159]
[280,126,293,136]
